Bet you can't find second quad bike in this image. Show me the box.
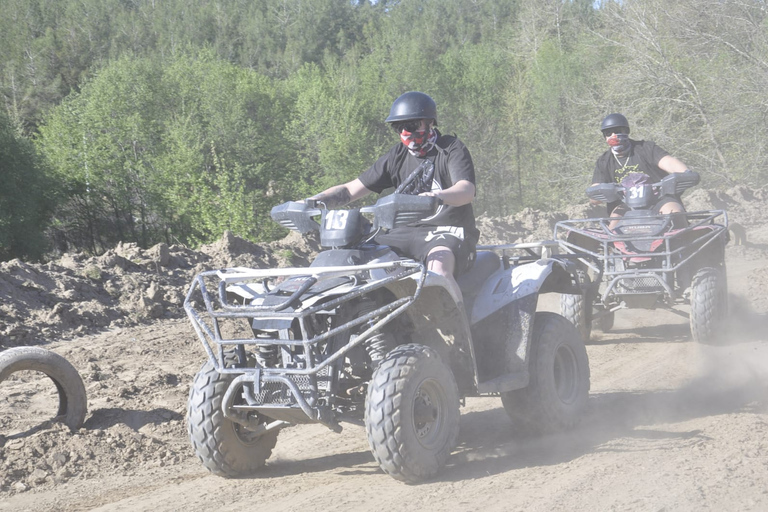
[555,171,729,344]
[184,194,591,483]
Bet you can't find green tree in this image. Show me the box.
[38,52,296,252]
[0,110,55,260]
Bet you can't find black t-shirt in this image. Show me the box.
[592,140,672,214]
[359,131,478,236]
[592,139,670,184]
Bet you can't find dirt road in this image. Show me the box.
[2,242,768,511]
[2,191,768,511]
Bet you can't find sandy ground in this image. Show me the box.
[1,191,768,511]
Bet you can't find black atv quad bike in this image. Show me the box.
[184,194,591,483]
[555,171,729,344]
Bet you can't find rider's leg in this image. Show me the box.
[608,211,622,230]
[657,198,687,228]
[608,203,628,230]
[426,245,464,303]
[658,201,684,214]
[426,245,456,277]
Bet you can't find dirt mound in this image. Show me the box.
[684,185,767,227]
[0,320,196,493]
[477,203,605,246]
[0,230,321,348]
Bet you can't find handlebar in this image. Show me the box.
[587,170,700,203]
[272,194,441,234]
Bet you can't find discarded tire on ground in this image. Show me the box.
[0,346,88,430]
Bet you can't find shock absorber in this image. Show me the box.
[365,331,395,367]
[255,344,279,367]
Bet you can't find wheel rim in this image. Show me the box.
[411,378,445,449]
[553,345,579,404]
[229,418,266,446]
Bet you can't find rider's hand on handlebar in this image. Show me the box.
[418,191,444,205]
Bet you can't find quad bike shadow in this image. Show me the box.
[184,194,592,483]
[555,171,730,345]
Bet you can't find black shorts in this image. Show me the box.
[373,225,477,275]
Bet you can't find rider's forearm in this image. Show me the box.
[310,185,352,209]
[423,180,475,206]
[310,179,371,209]
[658,155,689,173]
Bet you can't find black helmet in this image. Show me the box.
[385,91,437,124]
[600,113,630,134]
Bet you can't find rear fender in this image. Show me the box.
[469,258,571,325]
[675,225,728,269]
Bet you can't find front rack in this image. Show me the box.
[185,260,425,373]
[554,210,728,302]
[184,260,426,424]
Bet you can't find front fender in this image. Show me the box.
[469,258,569,325]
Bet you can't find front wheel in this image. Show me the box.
[187,359,278,477]
[690,267,728,344]
[365,344,460,483]
[501,312,590,434]
[593,306,615,332]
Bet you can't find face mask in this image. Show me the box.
[607,133,630,156]
[400,127,437,157]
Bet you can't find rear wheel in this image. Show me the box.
[690,267,728,344]
[187,358,278,477]
[560,270,592,342]
[365,344,459,483]
[501,312,590,434]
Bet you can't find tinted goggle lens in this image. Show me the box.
[393,121,421,133]
[602,127,629,137]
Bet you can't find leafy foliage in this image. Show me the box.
[38,54,296,252]
[0,110,55,261]
[2,0,767,259]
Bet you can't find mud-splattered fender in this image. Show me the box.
[469,258,570,326]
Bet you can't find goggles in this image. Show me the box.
[602,127,629,137]
[392,120,425,133]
